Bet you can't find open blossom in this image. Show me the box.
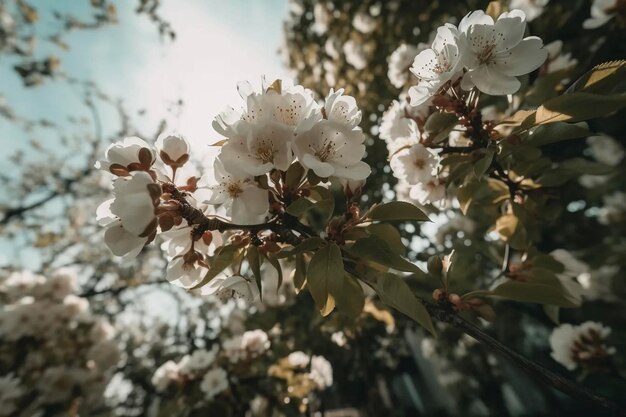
[95,136,156,176]
[390,144,438,184]
[222,329,270,363]
[409,25,464,107]
[220,121,294,175]
[156,133,190,167]
[459,10,548,95]
[110,172,161,236]
[550,322,616,370]
[309,355,333,389]
[379,100,422,156]
[343,39,368,70]
[583,0,620,29]
[352,12,376,33]
[410,179,446,206]
[179,347,219,376]
[287,351,310,368]
[543,40,578,74]
[388,43,427,89]
[324,88,362,129]
[151,361,180,392]
[201,274,260,302]
[509,0,549,21]
[198,158,268,225]
[294,120,370,180]
[200,367,229,401]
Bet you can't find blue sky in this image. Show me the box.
[0,0,291,162]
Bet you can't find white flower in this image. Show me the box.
[166,257,208,289]
[102,221,148,258]
[95,136,156,175]
[409,25,464,106]
[550,322,616,370]
[241,329,270,355]
[312,3,330,35]
[583,0,618,29]
[379,100,421,156]
[179,347,218,376]
[544,40,578,74]
[352,12,376,33]
[390,144,439,184]
[309,355,333,389]
[409,179,446,206]
[151,360,180,392]
[343,40,367,70]
[160,224,221,259]
[388,43,427,88]
[587,135,624,166]
[509,0,549,21]
[201,274,260,302]
[156,132,190,167]
[331,331,347,347]
[62,294,90,319]
[200,367,229,401]
[90,319,116,342]
[287,351,310,368]
[220,121,294,175]
[324,88,362,129]
[294,120,370,180]
[109,171,160,236]
[459,9,548,95]
[198,158,268,225]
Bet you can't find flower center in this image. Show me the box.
[414,158,426,169]
[255,142,275,164]
[316,141,335,162]
[478,43,496,64]
[227,182,244,198]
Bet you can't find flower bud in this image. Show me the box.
[157,133,190,168]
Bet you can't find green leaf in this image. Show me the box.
[368,201,430,222]
[285,162,305,189]
[367,223,405,255]
[348,237,423,273]
[330,274,365,319]
[247,246,263,297]
[286,197,315,217]
[306,243,343,316]
[424,112,458,144]
[490,279,579,308]
[544,305,560,325]
[522,92,626,126]
[293,253,307,292]
[524,122,591,147]
[275,237,325,259]
[373,273,435,335]
[473,148,494,178]
[191,245,243,290]
[566,60,626,95]
[263,252,283,293]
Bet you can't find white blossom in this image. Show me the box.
[587,135,624,166]
[550,249,587,305]
[156,132,190,166]
[309,355,333,389]
[459,9,548,95]
[287,351,310,368]
[201,274,260,302]
[352,12,376,33]
[165,256,208,289]
[324,88,362,129]
[151,360,180,392]
[312,3,330,35]
[200,367,229,401]
[109,171,160,236]
[220,121,294,175]
[390,144,439,184]
[379,100,421,156]
[583,0,618,29]
[509,0,549,21]
[198,158,268,225]
[95,136,156,175]
[599,191,626,225]
[222,329,269,362]
[294,120,371,180]
[388,43,427,88]
[409,25,464,106]
[409,179,446,206]
[0,374,23,416]
[343,39,368,70]
[549,322,616,370]
[544,40,578,73]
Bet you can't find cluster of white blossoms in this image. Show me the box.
[268,351,334,398]
[151,345,229,401]
[583,0,623,29]
[409,8,548,102]
[549,321,616,371]
[0,269,120,415]
[96,81,370,294]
